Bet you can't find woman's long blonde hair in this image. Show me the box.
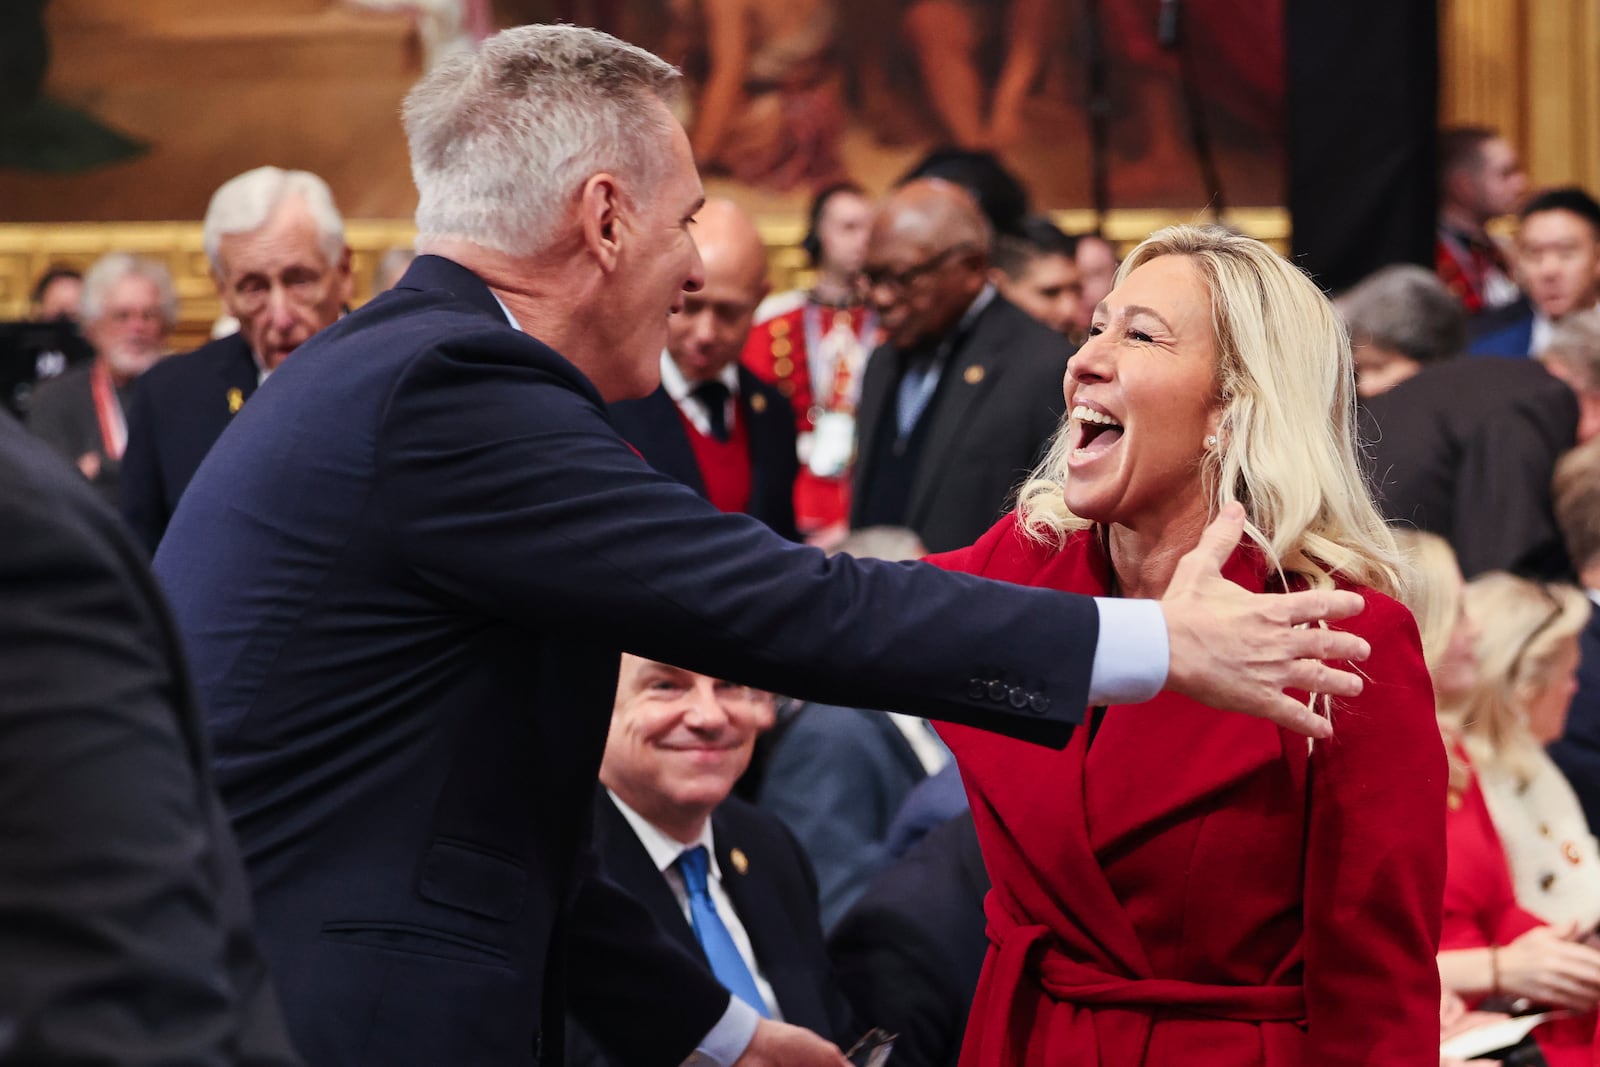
[1015,224,1402,596]
[1392,529,1473,791]
[1455,572,1589,784]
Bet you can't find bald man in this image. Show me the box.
[610,200,800,540]
[851,179,1074,552]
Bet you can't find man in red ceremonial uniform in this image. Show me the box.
[743,183,878,544]
[1436,126,1526,314]
[611,199,800,540]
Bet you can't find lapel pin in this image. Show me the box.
[227,387,244,414]
[730,848,749,875]
[749,393,768,414]
[963,364,985,385]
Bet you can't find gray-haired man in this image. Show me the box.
[120,166,352,552]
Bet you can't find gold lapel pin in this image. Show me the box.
[226,387,244,414]
[963,364,985,385]
[749,393,768,414]
[730,848,749,875]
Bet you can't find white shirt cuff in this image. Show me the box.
[681,996,760,1067]
[1088,597,1169,706]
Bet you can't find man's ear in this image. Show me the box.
[333,244,355,307]
[579,173,624,273]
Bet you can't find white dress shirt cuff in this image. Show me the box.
[1088,597,1168,706]
[682,996,761,1067]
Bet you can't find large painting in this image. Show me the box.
[533,0,1286,213]
[0,0,1284,223]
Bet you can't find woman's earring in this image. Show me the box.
[1204,434,1219,449]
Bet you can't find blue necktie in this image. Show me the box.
[676,845,770,1017]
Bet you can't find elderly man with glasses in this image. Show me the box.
[120,166,352,553]
[850,179,1074,552]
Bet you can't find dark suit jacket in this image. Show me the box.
[828,812,989,1067]
[154,254,1099,1067]
[566,791,856,1066]
[0,411,299,1066]
[1360,357,1578,579]
[121,332,259,553]
[850,295,1070,553]
[1467,297,1535,357]
[609,368,800,540]
[25,359,123,508]
[756,703,930,930]
[883,760,970,859]
[1549,606,1600,834]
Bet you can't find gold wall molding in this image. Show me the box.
[1441,0,1600,193]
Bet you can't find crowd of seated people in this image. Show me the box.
[16,69,1600,1065]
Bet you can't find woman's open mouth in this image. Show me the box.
[1069,404,1124,458]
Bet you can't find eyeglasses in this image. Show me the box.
[862,243,974,296]
[1507,583,1565,681]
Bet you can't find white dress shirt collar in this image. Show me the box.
[608,788,721,880]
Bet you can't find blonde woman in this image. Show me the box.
[1396,534,1599,1067]
[1457,573,1600,930]
[930,225,1446,1064]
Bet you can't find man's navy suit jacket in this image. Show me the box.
[565,792,857,1065]
[121,333,259,553]
[154,254,1098,1067]
[610,369,800,540]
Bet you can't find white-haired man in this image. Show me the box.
[120,166,351,552]
[27,252,175,506]
[153,25,1373,1067]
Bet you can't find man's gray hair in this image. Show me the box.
[1336,264,1466,365]
[203,166,346,273]
[1542,309,1600,392]
[402,24,683,258]
[80,252,178,327]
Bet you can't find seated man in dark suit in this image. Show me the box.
[567,654,856,1064]
[1470,187,1600,358]
[611,197,799,539]
[0,410,299,1065]
[828,811,989,1067]
[1549,437,1600,832]
[851,180,1070,553]
[119,166,352,553]
[1351,267,1596,579]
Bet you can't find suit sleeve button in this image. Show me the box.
[1007,687,1029,709]
[968,678,988,700]
[987,680,1008,703]
[1029,694,1051,715]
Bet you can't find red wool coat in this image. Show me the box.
[930,514,1447,1066]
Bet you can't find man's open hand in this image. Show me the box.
[1160,503,1370,739]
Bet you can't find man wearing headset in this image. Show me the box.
[742,183,878,545]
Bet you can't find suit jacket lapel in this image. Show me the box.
[219,336,261,422]
[593,794,702,960]
[713,812,824,1032]
[852,342,896,500]
[737,367,782,512]
[905,302,1012,526]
